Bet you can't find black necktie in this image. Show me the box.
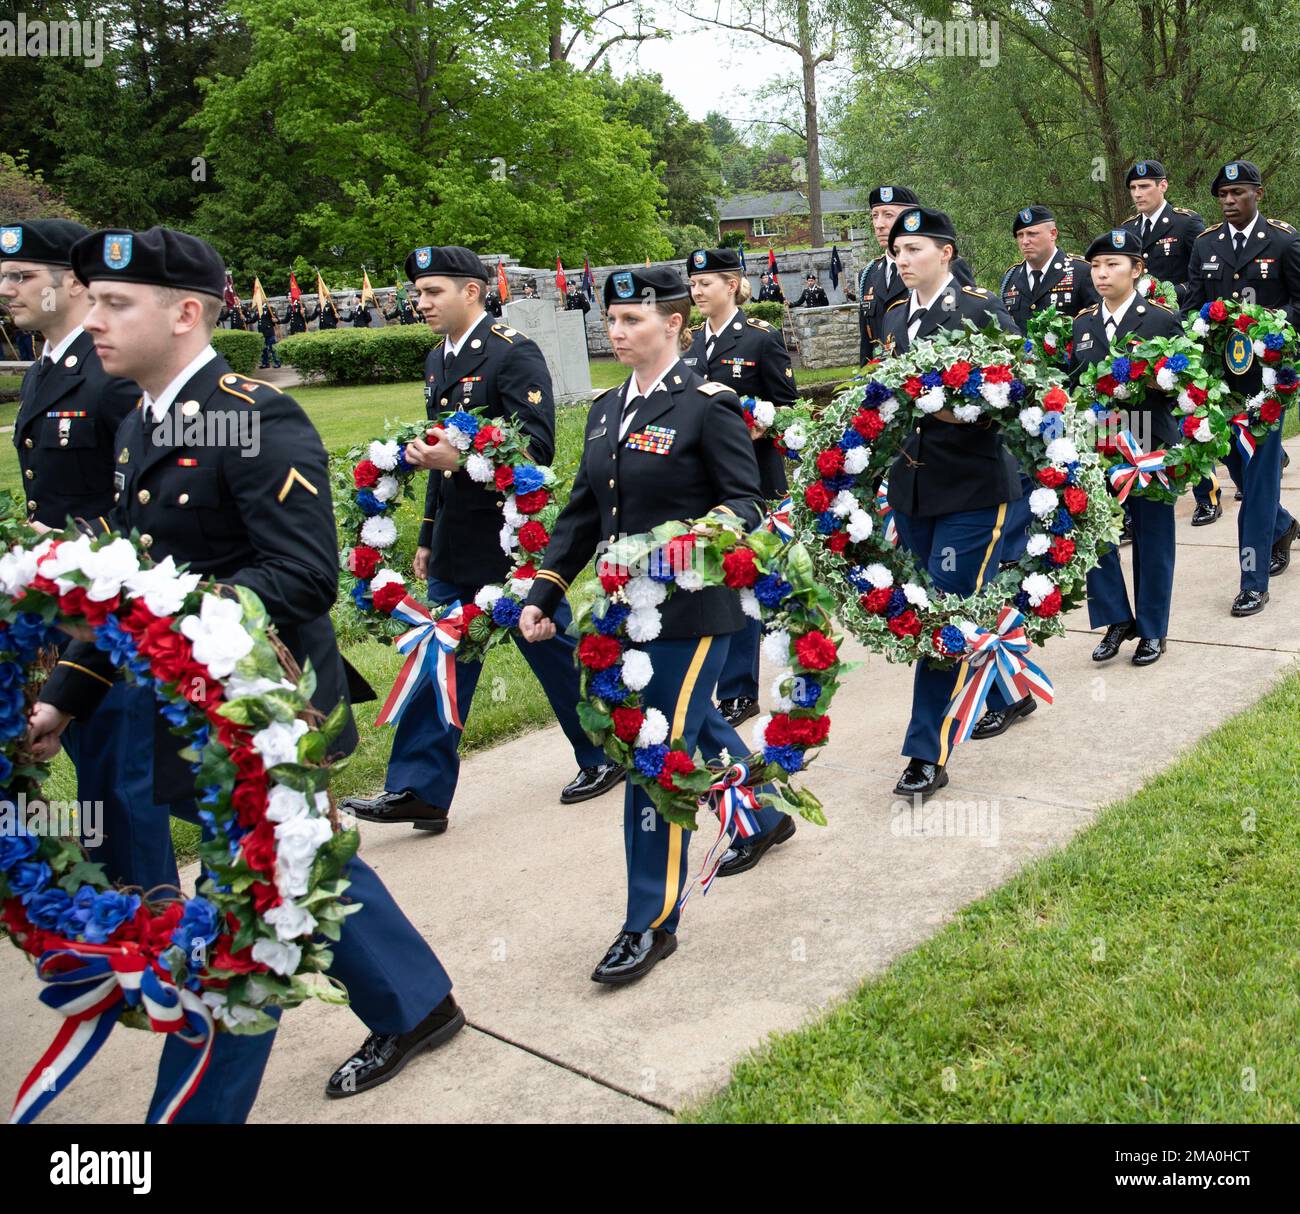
[908,306,928,338]
[1105,317,1117,341]
[620,392,644,439]
[1029,270,1039,295]
[1141,217,1151,243]
[1234,232,1246,258]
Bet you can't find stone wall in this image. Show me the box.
[789,303,860,370]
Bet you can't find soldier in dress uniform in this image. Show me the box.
[684,246,794,727]
[0,216,174,887]
[484,289,503,317]
[877,207,1026,797]
[1182,160,1300,617]
[341,245,623,831]
[256,301,281,368]
[1122,159,1223,527]
[1068,228,1182,668]
[24,226,463,1120]
[758,273,785,303]
[286,297,308,334]
[519,265,773,983]
[791,273,829,309]
[309,295,340,329]
[228,303,246,331]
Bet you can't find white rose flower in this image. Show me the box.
[740,588,762,619]
[499,523,517,555]
[466,453,494,483]
[635,707,669,748]
[251,937,303,976]
[368,440,399,470]
[620,648,653,691]
[124,555,201,618]
[865,563,893,590]
[0,545,40,597]
[372,475,400,503]
[252,718,310,769]
[79,537,141,600]
[1025,533,1051,557]
[625,576,668,610]
[360,517,398,549]
[474,585,504,610]
[1021,572,1055,606]
[783,422,807,451]
[201,991,263,1027]
[675,568,705,592]
[762,628,791,664]
[625,607,662,643]
[902,583,930,610]
[953,403,982,423]
[917,386,946,414]
[179,594,254,679]
[274,816,333,899]
[263,901,318,942]
[847,510,873,543]
[844,446,871,474]
[830,490,857,518]
[1045,437,1078,464]
[226,673,292,700]
[1019,406,1044,435]
[1028,487,1059,518]
[265,784,312,824]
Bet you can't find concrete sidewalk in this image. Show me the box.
[4,451,1300,1124]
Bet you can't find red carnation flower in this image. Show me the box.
[598,563,629,593]
[353,459,380,489]
[1153,356,1167,375]
[1041,386,1069,413]
[1034,587,1063,618]
[1234,313,1253,332]
[887,609,922,638]
[786,714,831,749]
[1063,487,1088,515]
[902,376,924,398]
[861,587,893,615]
[495,465,515,491]
[473,424,504,451]
[984,364,1014,384]
[1186,384,1208,406]
[459,602,485,629]
[1182,416,1201,439]
[853,409,885,441]
[518,521,549,552]
[373,581,409,615]
[1037,466,1067,488]
[826,532,850,554]
[722,548,759,589]
[661,534,697,575]
[764,714,793,747]
[1208,300,1228,322]
[1263,347,1282,363]
[1128,359,1149,380]
[941,361,972,389]
[1048,537,1076,566]
[1261,398,1283,425]
[804,482,833,514]
[514,489,550,514]
[657,749,697,791]
[611,707,645,743]
[1095,374,1119,397]
[794,629,838,670]
[348,545,382,580]
[577,634,622,671]
[816,447,846,478]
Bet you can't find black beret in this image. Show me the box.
[603,266,689,308]
[71,226,225,297]
[686,247,741,275]
[888,206,959,256]
[1086,228,1145,261]
[0,218,90,266]
[405,244,489,283]
[1125,159,1167,185]
[868,185,919,209]
[1013,205,1055,233]
[1210,160,1262,195]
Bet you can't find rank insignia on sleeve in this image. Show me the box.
[625,425,675,455]
[277,467,319,503]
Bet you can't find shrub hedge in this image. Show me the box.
[276,326,441,384]
[210,330,265,375]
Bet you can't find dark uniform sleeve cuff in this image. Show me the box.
[524,571,567,620]
[39,658,116,720]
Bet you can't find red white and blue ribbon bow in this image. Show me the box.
[1231,412,1257,462]
[376,596,465,728]
[875,482,898,545]
[678,762,762,909]
[764,496,794,541]
[1107,430,1171,503]
[944,606,1055,748]
[10,943,215,1125]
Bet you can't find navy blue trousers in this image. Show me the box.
[716,615,761,701]
[1225,414,1293,593]
[1086,495,1175,638]
[385,576,604,810]
[893,504,1010,764]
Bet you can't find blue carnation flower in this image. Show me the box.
[864,380,893,406]
[512,465,546,495]
[1040,413,1065,441]
[591,667,628,705]
[1112,356,1132,382]
[447,409,480,437]
[1065,460,1081,485]
[839,429,865,450]
[1265,332,1286,351]
[634,744,668,777]
[763,744,806,774]
[1009,380,1027,403]
[791,679,822,709]
[396,444,413,473]
[1166,352,1190,371]
[886,588,908,618]
[754,573,792,608]
[1048,507,1075,535]
[1199,303,1213,320]
[921,369,944,389]
[938,625,967,656]
[593,603,630,636]
[826,473,859,492]
[846,565,872,593]
[85,891,141,944]
[356,489,384,516]
[815,510,841,534]
[0,832,39,872]
[1278,367,1298,387]
[491,596,522,627]
[351,581,372,610]
[1014,590,1032,611]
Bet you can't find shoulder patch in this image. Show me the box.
[1123,213,1139,224]
[746,317,772,329]
[490,323,517,343]
[1174,206,1197,216]
[885,297,907,311]
[962,285,991,298]
[1267,218,1297,234]
[697,381,729,396]
[1201,222,1224,234]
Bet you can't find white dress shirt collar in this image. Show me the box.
[1229,213,1260,244]
[1101,292,1137,329]
[706,308,741,343]
[443,311,490,361]
[43,325,84,366]
[142,345,219,423]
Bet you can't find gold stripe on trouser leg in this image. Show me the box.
[938,502,1008,767]
[1208,474,1220,507]
[649,636,714,930]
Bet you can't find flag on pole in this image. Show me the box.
[222,271,239,310]
[251,277,268,313]
[739,245,748,274]
[829,246,842,290]
[359,268,376,308]
[768,248,777,272]
[582,256,595,302]
[315,270,333,307]
[497,259,510,302]
[288,271,302,302]
[555,256,567,296]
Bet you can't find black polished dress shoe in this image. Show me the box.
[1269,518,1300,576]
[341,790,448,832]
[1234,489,1244,501]
[1131,637,1166,666]
[970,695,1037,740]
[1191,502,1222,527]
[1091,621,1138,662]
[1231,589,1269,616]
[717,695,759,727]
[325,994,465,1097]
[560,762,626,804]
[893,759,948,798]
[716,813,796,877]
[590,928,677,985]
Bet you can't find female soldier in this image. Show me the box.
[878,207,1025,798]
[519,266,780,984]
[686,246,798,728]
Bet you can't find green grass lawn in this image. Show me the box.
[684,668,1300,1124]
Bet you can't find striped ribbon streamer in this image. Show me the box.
[764,496,794,541]
[10,943,215,1125]
[875,482,898,545]
[1107,430,1171,504]
[677,761,762,910]
[944,606,1055,749]
[376,597,465,728]
[1231,413,1257,463]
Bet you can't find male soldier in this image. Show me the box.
[309,295,340,330]
[341,245,623,831]
[256,301,281,368]
[790,273,829,309]
[758,272,785,302]
[1123,159,1223,526]
[1,216,169,884]
[1183,160,1300,616]
[25,226,463,1119]
[286,297,308,334]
